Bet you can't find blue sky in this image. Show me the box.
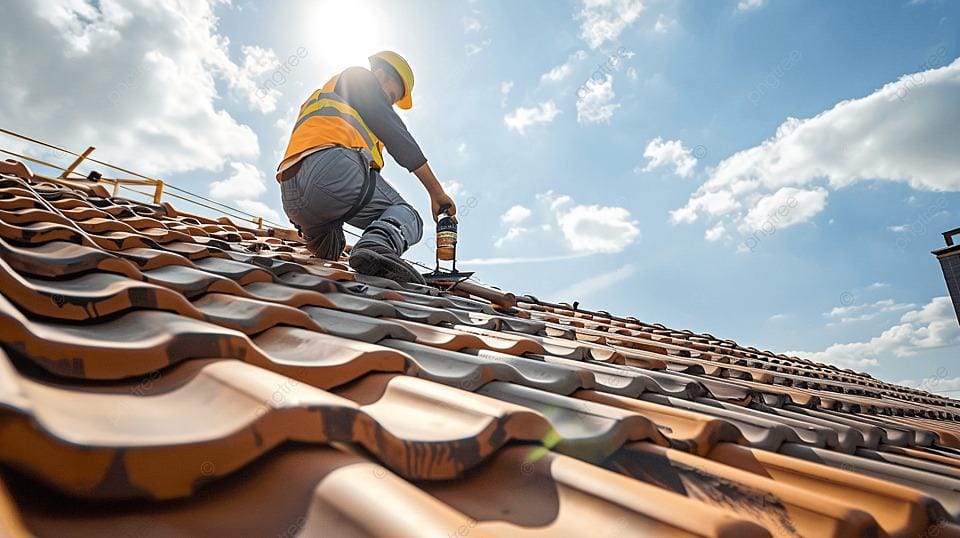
[1,0,958,394]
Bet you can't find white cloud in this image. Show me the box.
[704,222,727,242]
[458,253,593,266]
[741,187,828,232]
[653,14,675,33]
[898,374,960,398]
[577,0,645,49]
[490,192,640,254]
[209,161,267,200]
[768,313,788,321]
[642,137,698,177]
[670,190,739,224]
[542,50,587,83]
[736,0,767,12]
[209,161,278,223]
[788,296,960,369]
[494,226,528,248]
[824,298,916,324]
[234,199,281,223]
[576,74,620,123]
[550,264,636,302]
[540,191,640,253]
[231,45,281,113]
[495,204,533,247]
[457,142,468,155]
[869,282,890,289]
[0,0,261,176]
[888,225,908,232]
[673,56,960,240]
[441,180,464,198]
[626,66,639,80]
[504,101,561,134]
[501,205,533,225]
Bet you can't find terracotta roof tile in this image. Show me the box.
[1,165,959,536]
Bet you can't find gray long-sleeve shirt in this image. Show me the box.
[334,67,427,172]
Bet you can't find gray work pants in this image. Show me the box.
[280,147,423,258]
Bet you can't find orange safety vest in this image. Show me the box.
[280,72,385,170]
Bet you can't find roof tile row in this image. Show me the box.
[1,166,959,537]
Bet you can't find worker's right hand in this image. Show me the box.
[431,191,458,222]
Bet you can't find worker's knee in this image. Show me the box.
[399,203,424,245]
[381,202,422,247]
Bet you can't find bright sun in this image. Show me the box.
[307,1,386,72]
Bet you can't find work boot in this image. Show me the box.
[349,244,426,285]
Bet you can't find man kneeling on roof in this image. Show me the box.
[277,50,456,284]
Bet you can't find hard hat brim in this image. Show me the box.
[397,94,413,110]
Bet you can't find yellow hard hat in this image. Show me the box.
[369,50,414,110]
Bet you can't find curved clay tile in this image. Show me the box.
[780,442,960,520]
[142,264,252,299]
[132,227,197,244]
[239,281,338,309]
[74,217,139,235]
[276,271,355,293]
[114,246,198,270]
[251,327,414,389]
[393,319,544,355]
[15,445,772,538]
[0,296,252,379]
[525,354,649,397]
[605,364,706,399]
[119,216,169,230]
[642,393,795,451]
[0,219,95,247]
[384,340,588,395]
[388,300,463,325]
[89,230,163,251]
[708,442,953,537]
[159,240,229,260]
[418,446,770,537]
[301,306,416,343]
[0,196,44,211]
[574,390,747,456]
[192,293,324,335]
[0,208,77,227]
[0,257,201,321]
[476,381,670,462]
[467,349,595,395]
[699,399,840,449]
[0,238,141,280]
[608,442,883,537]
[191,257,274,284]
[0,356,553,499]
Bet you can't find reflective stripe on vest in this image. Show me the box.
[280,73,385,169]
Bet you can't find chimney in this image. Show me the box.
[933,227,960,326]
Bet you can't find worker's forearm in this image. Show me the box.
[414,162,444,197]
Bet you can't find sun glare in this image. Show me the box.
[307,1,386,72]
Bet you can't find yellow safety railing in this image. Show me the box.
[0,127,284,231]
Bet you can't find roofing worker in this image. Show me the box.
[277,51,456,284]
